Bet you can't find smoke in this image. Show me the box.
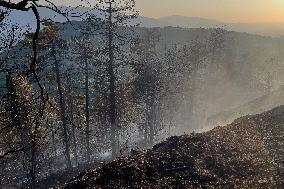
[164,29,284,135]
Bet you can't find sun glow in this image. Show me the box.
[53,0,284,23]
[135,0,284,23]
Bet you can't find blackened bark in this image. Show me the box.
[107,1,118,158]
[52,45,72,170]
[85,57,91,164]
[67,75,78,167]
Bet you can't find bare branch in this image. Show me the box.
[0,0,31,11]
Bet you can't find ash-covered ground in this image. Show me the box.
[64,106,284,189]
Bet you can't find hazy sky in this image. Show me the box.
[56,0,284,23]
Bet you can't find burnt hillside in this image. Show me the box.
[65,106,284,189]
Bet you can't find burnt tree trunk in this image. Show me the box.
[107,1,118,158]
[84,57,91,164]
[67,75,78,167]
[53,45,72,170]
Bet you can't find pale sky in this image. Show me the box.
[55,0,284,23]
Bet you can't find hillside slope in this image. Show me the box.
[207,87,284,127]
[65,106,284,189]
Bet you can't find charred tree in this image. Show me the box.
[52,44,72,170]
[67,74,78,167]
[89,0,138,158]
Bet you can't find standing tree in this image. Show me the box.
[37,22,72,170]
[66,70,79,166]
[0,1,89,169]
[89,0,138,158]
[132,28,162,146]
[2,73,41,189]
[72,33,95,164]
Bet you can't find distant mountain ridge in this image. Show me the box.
[157,15,224,28]
[3,6,284,37]
[138,15,284,37]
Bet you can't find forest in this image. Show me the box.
[0,0,283,188]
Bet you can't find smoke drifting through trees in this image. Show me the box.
[1,0,284,188]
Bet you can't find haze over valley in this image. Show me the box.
[0,1,283,188]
